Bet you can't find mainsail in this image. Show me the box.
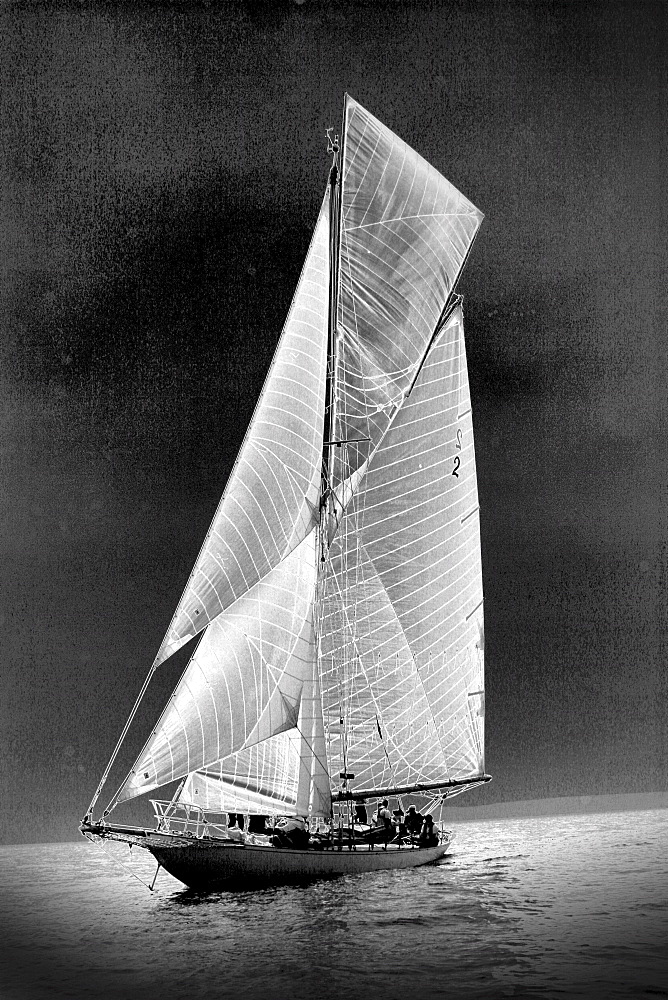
[320,304,485,793]
[318,99,484,796]
[95,97,486,822]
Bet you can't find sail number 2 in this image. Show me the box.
[452,428,463,477]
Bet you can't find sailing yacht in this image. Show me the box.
[81,96,490,888]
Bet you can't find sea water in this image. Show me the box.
[0,809,666,1000]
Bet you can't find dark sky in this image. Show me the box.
[1,0,664,843]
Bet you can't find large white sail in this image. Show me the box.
[179,732,302,815]
[153,191,330,667]
[92,100,486,824]
[332,98,483,489]
[320,305,485,792]
[115,530,318,804]
[176,665,331,818]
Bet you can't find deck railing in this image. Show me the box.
[149,799,228,838]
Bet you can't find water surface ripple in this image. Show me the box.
[1,809,666,999]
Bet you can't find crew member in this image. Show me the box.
[419,813,439,847]
[373,799,393,846]
[405,805,423,837]
[272,815,309,849]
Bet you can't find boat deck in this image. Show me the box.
[81,821,454,888]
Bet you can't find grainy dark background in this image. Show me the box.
[1,0,665,844]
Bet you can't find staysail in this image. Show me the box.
[319,304,485,791]
[175,659,331,817]
[114,529,318,805]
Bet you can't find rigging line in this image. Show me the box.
[374,707,397,788]
[450,218,483,304]
[405,295,462,398]
[85,658,160,819]
[83,834,156,893]
[337,604,350,785]
[102,626,208,817]
[457,303,462,416]
[466,598,484,621]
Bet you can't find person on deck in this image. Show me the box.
[272,815,309,849]
[372,799,394,846]
[376,799,392,829]
[405,805,423,837]
[419,813,439,847]
[354,803,368,826]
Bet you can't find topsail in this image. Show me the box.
[98,96,486,823]
[331,98,482,490]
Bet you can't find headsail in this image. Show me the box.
[114,530,318,805]
[175,644,331,817]
[331,97,483,490]
[320,304,485,792]
[154,190,330,667]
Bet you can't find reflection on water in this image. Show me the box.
[0,810,666,999]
